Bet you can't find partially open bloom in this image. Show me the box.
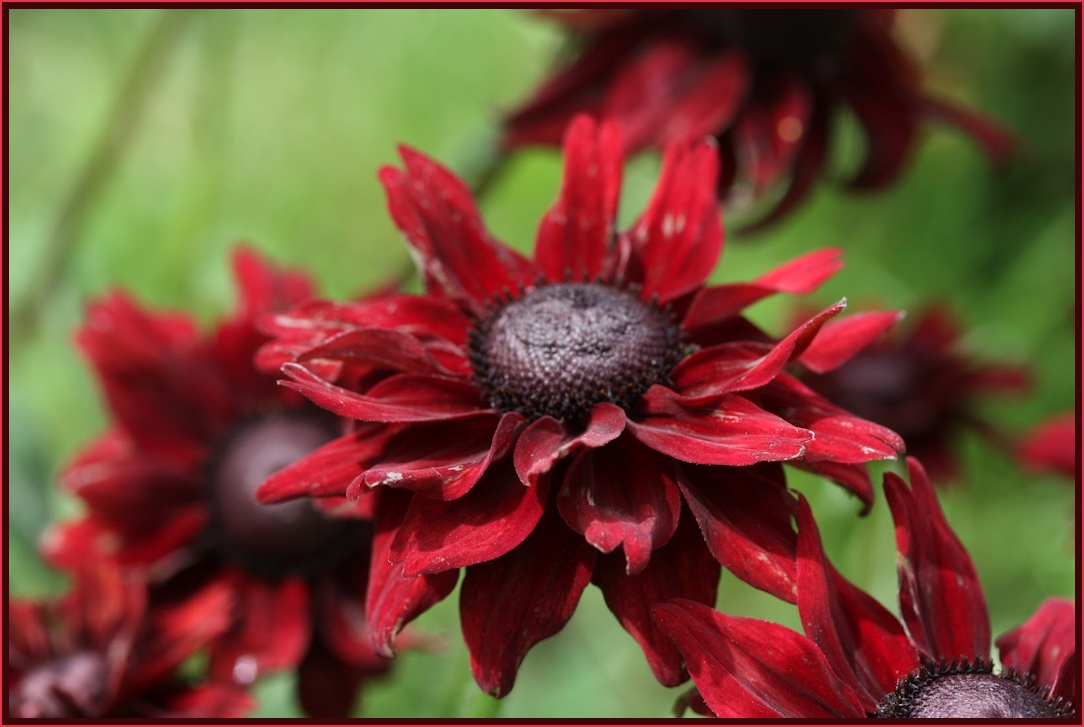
[1018,412,1076,479]
[257,115,903,696]
[503,9,1013,229]
[652,458,1076,719]
[8,561,253,718]
[799,304,1029,484]
[43,248,392,717]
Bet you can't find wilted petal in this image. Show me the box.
[884,457,990,659]
[627,386,812,466]
[460,505,596,698]
[390,459,550,576]
[366,490,458,658]
[594,514,720,686]
[677,462,798,602]
[651,599,866,718]
[534,116,622,281]
[557,434,681,574]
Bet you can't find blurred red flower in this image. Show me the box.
[653,458,1076,719]
[8,561,253,718]
[256,115,904,697]
[43,248,392,717]
[503,9,1013,230]
[1018,411,1076,479]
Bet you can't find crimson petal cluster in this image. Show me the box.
[42,248,393,718]
[652,458,1077,719]
[503,9,1014,230]
[256,114,904,697]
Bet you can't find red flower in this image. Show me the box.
[502,9,1013,230]
[256,115,903,697]
[652,458,1076,719]
[799,304,1029,484]
[1018,412,1076,479]
[8,560,253,718]
[43,247,393,718]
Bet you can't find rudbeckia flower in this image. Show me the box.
[257,115,903,697]
[43,248,392,718]
[8,561,253,718]
[503,9,1014,229]
[799,304,1029,484]
[653,458,1076,719]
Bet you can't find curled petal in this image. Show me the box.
[558,434,681,574]
[627,386,812,466]
[798,310,905,374]
[651,599,866,718]
[996,597,1077,705]
[389,459,550,576]
[885,457,990,659]
[298,328,456,376]
[513,404,626,487]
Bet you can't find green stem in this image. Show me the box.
[10,10,194,350]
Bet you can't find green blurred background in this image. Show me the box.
[7,9,1077,718]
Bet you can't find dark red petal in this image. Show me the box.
[158,683,256,718]
[797,310,905,374]
[280,363,488,422]
[676,462,798,602]
[683,248,844,331]
[602,41,747,151]
[534,116,622,282]
[513,404,626,487]
[790,460,875,516]
[297,639,379,719]
[379,147,539,311]
[1018,412,1076,479]
[460,505,596,698]
[732,73,810,195]
[627,386,812,466]
[594,513,720,687]
[795,494,916,708]
[918,94,1017,166]
[626,138,722,303]
[390,459,550,576]
[366,490,458,658]
[298,327,456,376]
[208,572,311,685]
[359,413,523,501]
[884,457,990,659]
[257,423,404,503]
[650,600,866,718]
[671,300,846,397]
[557,434,681,574]
[757,374,904,463]
[232,245,314,320]
[995,597,1077,704]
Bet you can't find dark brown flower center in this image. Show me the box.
[206,411,360,577]
[11,651,109,718]
[876,656,1075,719]
[469,282,684,425]
[676,9,857,73]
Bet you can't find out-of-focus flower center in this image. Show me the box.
[676,9,857,72]
[469,282,684,424]
[206,411,359,576]
[11,651,109,718]
[875,657,1074,719]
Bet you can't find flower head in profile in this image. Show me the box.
[652,457,1076,719]
[43,248,393,718]
[257,115,903,697]
[503,9,1014,230]
[8,560,253,718]
[798,304,1029,484]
